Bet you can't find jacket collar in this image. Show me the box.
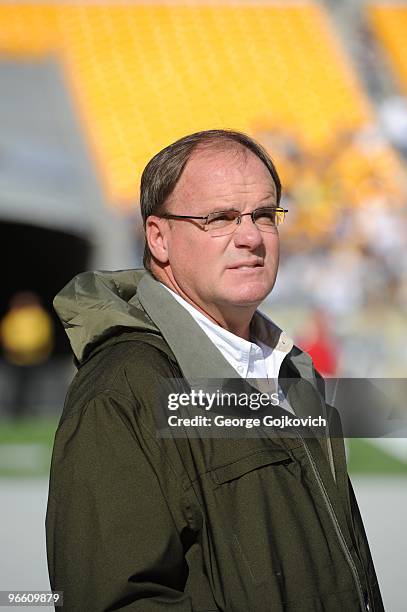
[136,273,239,382]
[135,272,316,388]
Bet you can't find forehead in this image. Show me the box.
[168,145,276,209]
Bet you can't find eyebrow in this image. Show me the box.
[207,206,240,214]
[207,202,278,214]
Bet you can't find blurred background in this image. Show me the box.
[0,0,406,609]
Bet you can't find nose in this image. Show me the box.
[232,214,264,249]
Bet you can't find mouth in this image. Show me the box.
[227,262,264,271]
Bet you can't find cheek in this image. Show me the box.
[167,229,191,259]
[168,232,208,275]
[265,236,280,263]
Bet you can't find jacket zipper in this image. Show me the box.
[320,398,336,483]
[326,435,336,483]
[299,435,367,611]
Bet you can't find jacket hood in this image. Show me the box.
[54,269,159,364]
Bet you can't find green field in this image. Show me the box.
[0,418,58,477]
[0,418,406,477]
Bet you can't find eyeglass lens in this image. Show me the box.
[205,208,285,236]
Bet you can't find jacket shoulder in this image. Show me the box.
[62,333,181,423]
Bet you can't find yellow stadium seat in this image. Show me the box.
[0,1,398,214]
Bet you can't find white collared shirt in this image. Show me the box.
[161,284,295,413]
[161,284,291,381]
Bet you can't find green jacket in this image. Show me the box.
[46,269,384,612]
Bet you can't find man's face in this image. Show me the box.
[155,146,280,321]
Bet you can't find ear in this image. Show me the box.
[146,216,170,264]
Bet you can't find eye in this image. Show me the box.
[207,211,238,226]
[254,208,277,225]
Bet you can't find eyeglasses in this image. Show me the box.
[159,206,288,237]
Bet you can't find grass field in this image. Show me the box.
[0,418,57,477]
[1,417,406,478]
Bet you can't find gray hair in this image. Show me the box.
[140,129,282,268]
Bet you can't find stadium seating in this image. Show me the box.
[0,2,373,206]
[368,4,407,94]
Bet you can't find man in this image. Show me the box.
[46,130,383,611]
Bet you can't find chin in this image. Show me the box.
[222,268,277,304]
[226,282,274,306]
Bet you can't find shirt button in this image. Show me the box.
[237,365,244,374]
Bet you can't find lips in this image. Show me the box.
[228,261,263,270]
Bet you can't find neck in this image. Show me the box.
[150,265,255,341]
[206,308,253,341]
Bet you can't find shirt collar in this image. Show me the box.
[160,284,293,377]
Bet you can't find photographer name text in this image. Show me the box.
[167,414,327,429]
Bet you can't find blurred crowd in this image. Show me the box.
[255,125,407,316]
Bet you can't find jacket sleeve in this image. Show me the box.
[46,392,193,611]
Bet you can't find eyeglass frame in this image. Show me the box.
[157,206,288,233]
